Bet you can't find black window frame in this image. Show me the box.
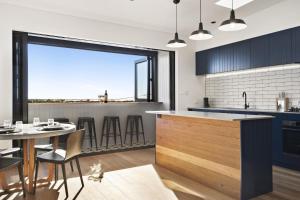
[27,34,158,102]
[13,31,176,126]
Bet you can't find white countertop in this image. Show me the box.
[146,111,274,121]
[190,107,300,114]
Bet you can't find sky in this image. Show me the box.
[28,44,146,100]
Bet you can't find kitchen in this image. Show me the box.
[0,0,300,199]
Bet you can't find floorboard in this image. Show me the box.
[0,148,300,200]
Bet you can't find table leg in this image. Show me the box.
[23,140,28,177]
[47,136,59,181]
[27,139,35,193]
[0,172,8,190]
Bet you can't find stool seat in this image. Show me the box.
[77,117,98,150]
[100,116,122,149]
[124,115,145,146]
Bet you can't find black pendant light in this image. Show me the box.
[219,0,247,31]
[189,0,213,40]
[167,0,187,48]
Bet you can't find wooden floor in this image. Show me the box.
[1,148,300,200]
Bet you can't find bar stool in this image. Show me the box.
[100,116,122,149]
[77,117,98,150]
[124,115,146,146]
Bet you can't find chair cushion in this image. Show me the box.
[37,149,66,163]
[0,157,22,171]
[0,148,20,156]
[34,144,53,151]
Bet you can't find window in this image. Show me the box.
[27,36,158,103]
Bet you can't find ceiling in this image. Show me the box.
[0,0,285,35]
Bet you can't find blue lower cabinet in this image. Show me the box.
[188,108,300,171]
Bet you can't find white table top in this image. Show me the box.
[146,111,274,121]
[0,123,76,140]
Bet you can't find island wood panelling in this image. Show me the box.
[156,115,242,199]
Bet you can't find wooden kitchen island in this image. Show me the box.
[147,111,274,200]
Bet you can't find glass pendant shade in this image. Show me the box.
[189,22,213,40]
[167,32,187,48]
[219,10,247,31]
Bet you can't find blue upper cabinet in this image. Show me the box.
[207,48,220,74]
[196,50,208,75]
[292,26,300,63]
[233,40,250,71]
[250,35,270,68]
[219,44,233,72]
[195,26,299,75]
[269,29,292,66]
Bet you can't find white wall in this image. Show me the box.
[28,102,164,150]
[176,47,205,110]
[0,3,204,126]
[158,51,170,109]
[195,0,300,51]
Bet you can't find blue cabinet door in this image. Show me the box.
[292,26,300,63]
[207,48,220,74]
[250,35,270,68]
[269,29,292,66]
[196,51,208,75]
[233,40,250,71]
[219,44,233,72]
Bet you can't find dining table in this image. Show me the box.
[0,123,76,193]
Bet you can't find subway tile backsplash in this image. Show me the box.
[205,64,300,110]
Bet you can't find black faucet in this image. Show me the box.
[242,91,250,109]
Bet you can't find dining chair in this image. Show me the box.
[34,129,85,198]
[0,147,20,157]
[0,157,26,197]
[34,118,75,181]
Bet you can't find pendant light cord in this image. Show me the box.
[200,0,202,22]
[232,0,233,10]
[176,4,178,33]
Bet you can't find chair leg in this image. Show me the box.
[100,118,106,147]
[135,118,139,143]
[34,160,39,194]
[106,120,111,149]
[18,163,26,197]
[70,161,74,172]
[124,118,129,145]
[117,118,123,147]
[140,117,146,145]
[113,120,117,145]
[75,157,84,187]
[92,119,98,150]
[55,164,58,182]
[61,163,69,198]
[88,121,93,149]
[130,119,134,146]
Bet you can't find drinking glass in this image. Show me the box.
[3,120,12,128]
[33,117,40,126]
[48,118,54,126]
[15,121,23,130]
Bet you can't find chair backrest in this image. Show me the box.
[65,129,85,160]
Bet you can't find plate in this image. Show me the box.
[41,126,64,131]
[34,122,48,127]
[0,128,17,134]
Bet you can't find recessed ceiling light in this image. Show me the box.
[216,0,254,9]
